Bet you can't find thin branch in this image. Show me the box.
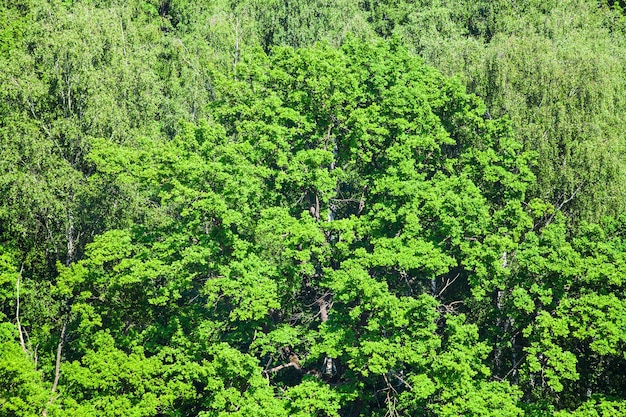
[42,322,66,417]
[556,182,584,212]
[263,358,300,374]
[232,16,241,74]
[357,185,367,216]
[296,191,307,205]
[316,295,333,323]
[324,124,333,149]
[42,216,60,260]
[51,322,66,394]
[545,181,585,225]
[318,299,329,322]
[174,38,216,99]
[16,265,27,353]
[383,373,399,395]
[494,352,528,382]
[8,74,52,139]
[120,18,127,57]
[438,300,464,314]
[305,291,332,307]
[315,194,320,221]
[436,273,460,298]
[33,343,39,370]
[391,372,413,391]
[329,198,362,203]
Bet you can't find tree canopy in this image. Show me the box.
[1,0,626,416]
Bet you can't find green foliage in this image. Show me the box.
[386,0,626,222]
[284,378,342,417]
[0,323,47,417]
[555,397,626,417]
[2,1,626,415]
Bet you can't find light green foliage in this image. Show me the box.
[429,315,522,416]
[59,333,285,417]
[493,215,626,408]
[43,38,532,415]
[284,378,342,417]
[0,246,19,319]
[211,39,532,415]
[555,397,626,417]
[0,324,48,417]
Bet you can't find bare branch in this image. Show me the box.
[391,372,413,391]
[16,265,27,354]
[315,194,320,221]
[436,273,460,298]
[264,361,298,374]
[317,296,332,323]
[545,181,585,226]
[51,322,66,394]
[357,193,366,216]
[493,352,528,382]
[323,124,333,151]
[43,322,67,417]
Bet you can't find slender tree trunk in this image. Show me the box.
[42,322,66,417]
[16,265,27,353]
[320,125,338,377]
[66,210,75,267]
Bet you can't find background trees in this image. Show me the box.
[377,0,626,223]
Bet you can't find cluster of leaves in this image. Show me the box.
[1,0,626,416]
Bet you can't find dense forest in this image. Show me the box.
[2,0,626,415]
